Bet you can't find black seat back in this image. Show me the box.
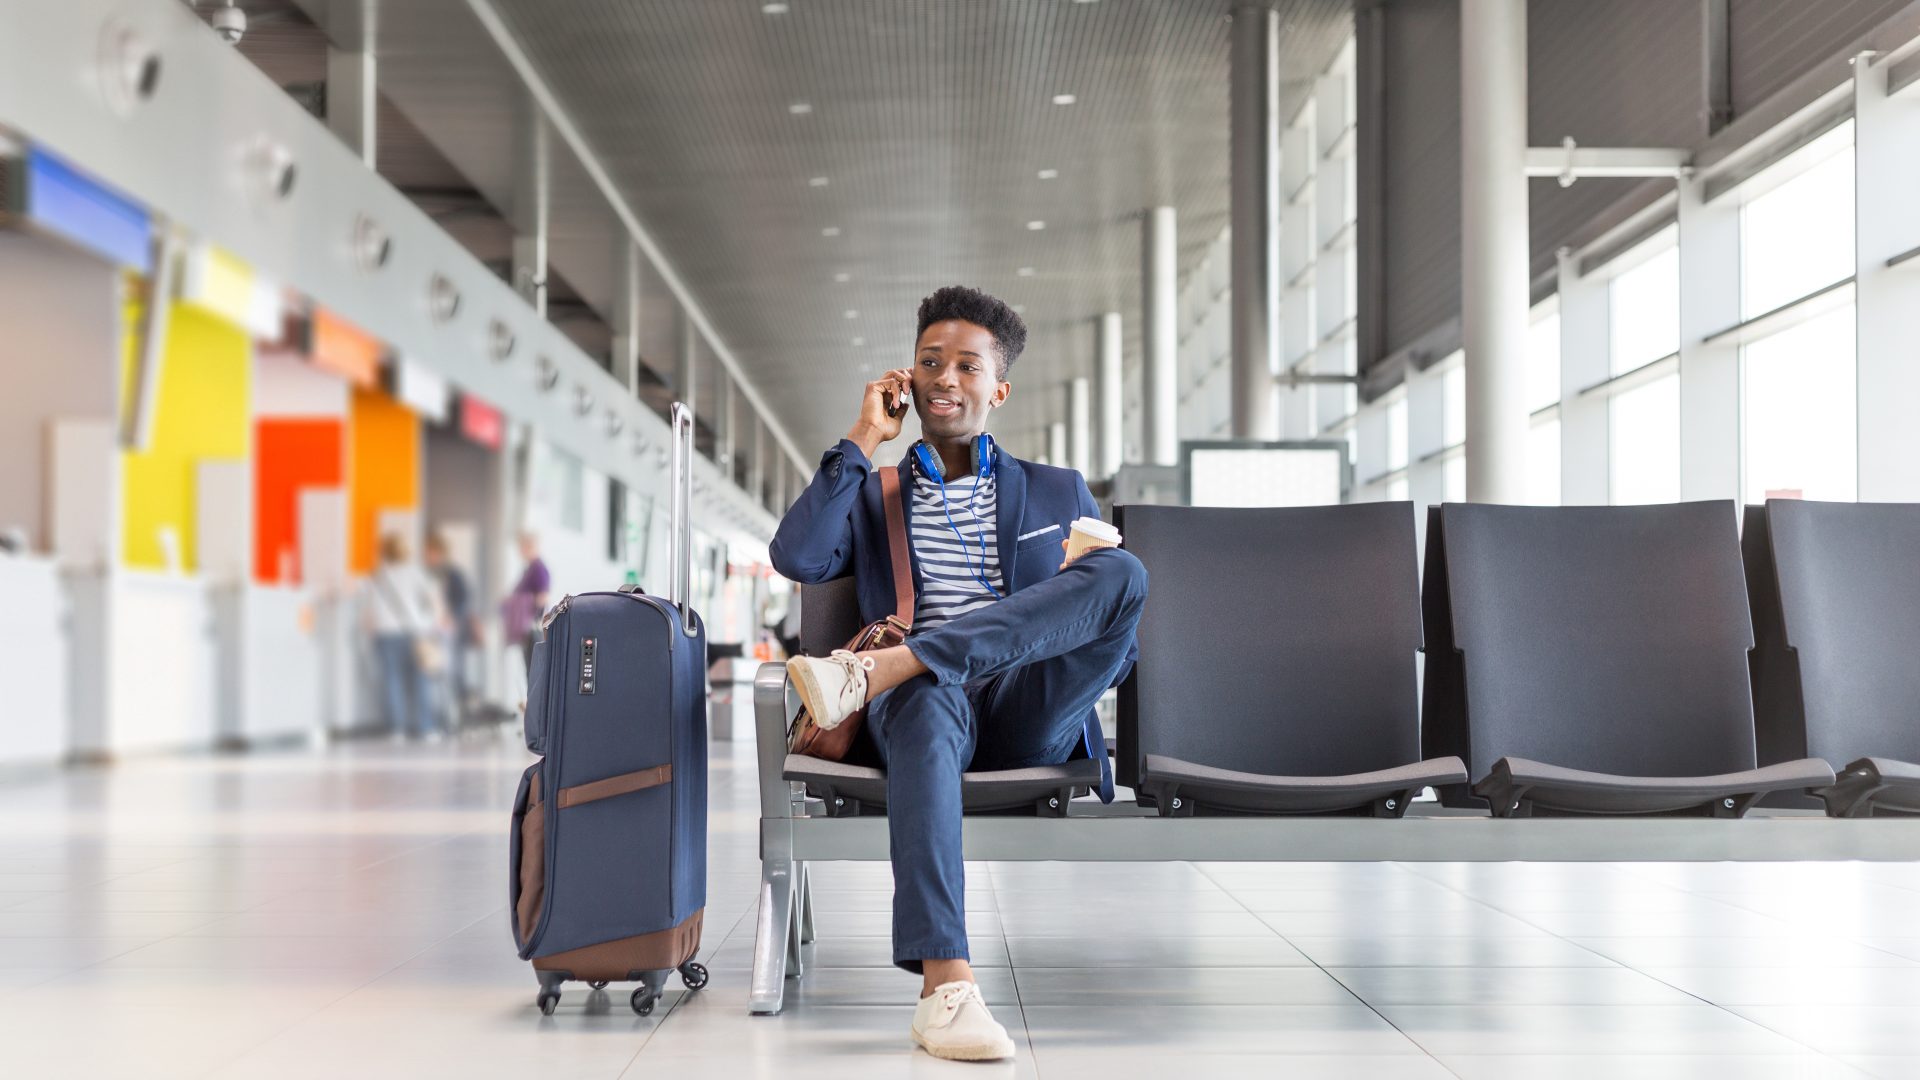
[1749,499,1920,768]
[1115,502,1423,791]
[1422,501,1759,796]
[798,577,862,657]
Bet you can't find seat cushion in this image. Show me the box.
[783,754,1100,817]
[1474,756,1837,817]
[1819,757,1920,817]
[1138,753,1468,817]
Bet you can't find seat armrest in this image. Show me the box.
[754,661,798,819]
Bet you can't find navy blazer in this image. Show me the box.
[769,438,1130,800]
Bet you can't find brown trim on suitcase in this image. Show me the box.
[531,909,705,977]
[556,764,673,809]
[515,773,547,941]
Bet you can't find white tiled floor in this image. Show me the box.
[3,723,1919,1079]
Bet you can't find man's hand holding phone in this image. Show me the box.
[848,368,913,459]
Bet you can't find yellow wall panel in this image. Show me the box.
[348,386,419,575]
[120,302,252,570]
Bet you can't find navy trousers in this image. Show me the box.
[868,546,1148,972]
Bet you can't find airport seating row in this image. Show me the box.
[777,499,1920,821]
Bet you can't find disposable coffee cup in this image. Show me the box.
[1064,516,1122,563]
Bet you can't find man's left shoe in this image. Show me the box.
[911,981,1016,1061]
[786,649,875,732]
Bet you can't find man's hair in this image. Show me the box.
[915,285,1027,379]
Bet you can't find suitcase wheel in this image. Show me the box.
[678,962,709,991]
[537,991,560,1016]
[630,985,657,1016]
[588,980,609,990]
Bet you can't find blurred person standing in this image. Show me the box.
[424,532,477,724]
[366,532,445,739]
[502,531,550,676]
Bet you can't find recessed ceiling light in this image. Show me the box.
[808,176,829,187]
[1016,267,1035,277]
[1026,220,1046,231]
[852,337,865,347]
[833,271,851,283]
[821,226,841,237]
[843,309,858,319]
[1037,168,1059,180]
[762,2,789,13]
[1051,93,1076,105]
[789,101,812,115]
[1012,304,1027,314]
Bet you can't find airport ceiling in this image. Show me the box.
[231,0,1352,461]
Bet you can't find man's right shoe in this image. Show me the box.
[786,649,875,732]
[911,981,1016,1061]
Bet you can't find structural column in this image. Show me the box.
[1048,421,1068,471]
[747,414,765,507]
[1459,0,1530,503]
[325,47,376,167]
[1068,377,1092,477]
[611,241,642,395]
[716,373,735,472]
[1095,311,1124,477]
[1229,6,1279,440]
[1142,207,1180,465]
[675,310,698,419]
[512,115,551,318]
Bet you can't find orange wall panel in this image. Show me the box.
[348,386,419,574]
[254,419,343,584]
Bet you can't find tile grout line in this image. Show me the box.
[1192,860,1471,1079]
[1384,860,1863,1066]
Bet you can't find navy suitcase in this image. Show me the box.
[511,403,709,1017]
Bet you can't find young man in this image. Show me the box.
[770,286,1147,1061]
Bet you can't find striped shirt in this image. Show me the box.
[908,469,1003,631]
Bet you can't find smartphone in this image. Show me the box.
[886,385,910,419]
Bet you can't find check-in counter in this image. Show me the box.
[0,557,71,767]
[210,583,323,746]
[65,569,218,758]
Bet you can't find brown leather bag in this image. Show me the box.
[787,466,914,761]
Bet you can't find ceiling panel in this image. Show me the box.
[476,0,1351,456]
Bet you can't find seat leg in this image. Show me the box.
[749,842,795,1015]
[797,861,817,945]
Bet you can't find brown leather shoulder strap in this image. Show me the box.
[880,466,914,626]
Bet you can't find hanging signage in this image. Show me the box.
[460,395,504,450]
[17,146,152,272]
[394,355,450,423]
[309,308,381,387]
[179,241,254,329]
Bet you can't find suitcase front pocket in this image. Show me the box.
[509,762,548,955]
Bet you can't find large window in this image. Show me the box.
[1609,234,1679,376]
[1742,299,1857,504]
[1610,375,1680,505]
[1386,397,1409,473]
[1528,311,1561,413]
[1741,123,1855,318]
[1528,419,1561,506]
[1441,365,1466,448]
[1737,122,1857,505]
[1606,230,1681,505]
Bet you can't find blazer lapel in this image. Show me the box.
[994,453,1026,590]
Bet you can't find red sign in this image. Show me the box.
[461,395,504,450]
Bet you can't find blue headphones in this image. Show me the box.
[911,435,1002,599]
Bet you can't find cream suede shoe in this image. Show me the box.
[910,980,1016,1061]
[786,649,874,732]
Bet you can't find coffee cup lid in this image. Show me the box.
[1069,516,1121,543]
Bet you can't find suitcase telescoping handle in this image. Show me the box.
[668,401,697,638]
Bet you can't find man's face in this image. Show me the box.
[912,319,1010,440]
